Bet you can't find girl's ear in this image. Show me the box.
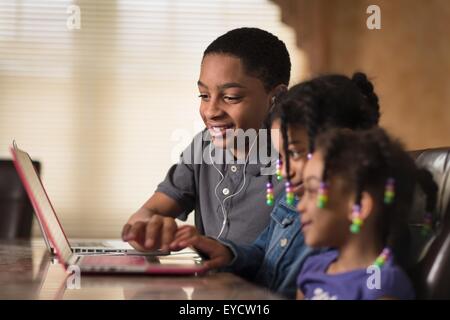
[346,191,374,221]
[359,191,374,221]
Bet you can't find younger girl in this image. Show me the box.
[296,127,435,300]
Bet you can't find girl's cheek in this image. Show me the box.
[296,194,307,212]
[298,160,306,176]
[307,201,317,216]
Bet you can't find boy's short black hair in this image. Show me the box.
[204,27,291,91]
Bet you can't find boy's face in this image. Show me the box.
[271,120,308,195]
[198,53,273,149]
[296,151,353,248]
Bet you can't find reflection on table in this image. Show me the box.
[0,240,282,300]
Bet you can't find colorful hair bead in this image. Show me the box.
[266,182,274,206]
[307,153,312,160]
[374,248,391,268]
[285,181,295,206]
[384,178,395,204]
[421,212,433,236]
[316,182,328,208]
[349,204,363,234]
[276,159,283,181]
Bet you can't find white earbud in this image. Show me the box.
[269,95,276,113]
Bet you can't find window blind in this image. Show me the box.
[0,0,307,238]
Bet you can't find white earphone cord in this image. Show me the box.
[210,135,259,239]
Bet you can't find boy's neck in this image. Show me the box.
[328,230,384,274]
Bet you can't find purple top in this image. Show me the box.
[297,250,415,300]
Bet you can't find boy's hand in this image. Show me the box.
[122,214,177,252]
[169,225,234,269]
[168,225,201,251]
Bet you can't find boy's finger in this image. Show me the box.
[121,224,132,241]
[173,226,196,240]
[179,236,215,255]
[169,232,198,250]
[160,221,177,251]
[127,221,146,243]
[175,224,193,233]
[145,219,162,249]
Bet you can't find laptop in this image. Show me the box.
[11,142,207,275]
[10,141,164,256]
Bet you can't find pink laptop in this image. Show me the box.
[10,142,208,275]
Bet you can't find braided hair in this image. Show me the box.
[266,72,380,191]
[315,127,438,269]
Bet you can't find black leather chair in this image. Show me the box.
[0,159,41,240]
[409,148,450,299]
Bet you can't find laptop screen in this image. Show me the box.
[11,144,72,265]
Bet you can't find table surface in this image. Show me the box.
[0,239,282,300]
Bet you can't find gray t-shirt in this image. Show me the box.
[156,129,283,245]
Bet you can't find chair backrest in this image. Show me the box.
[0,159,41,239]
[409,147,450,299]
[410,148,450,220]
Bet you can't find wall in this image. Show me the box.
[273,0,450,149]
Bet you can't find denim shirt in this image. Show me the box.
[220,193,315,299]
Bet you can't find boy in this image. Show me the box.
[122,28,291,252]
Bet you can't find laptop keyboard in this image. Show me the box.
[74,242,106,247]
